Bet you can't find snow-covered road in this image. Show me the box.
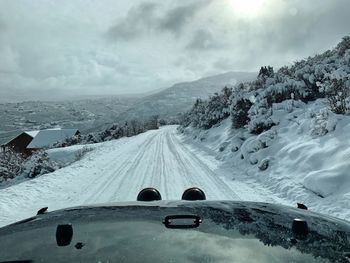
[0,126,277,227]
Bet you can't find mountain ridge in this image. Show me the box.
[116,71,257,122]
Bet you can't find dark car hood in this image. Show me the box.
[0,201,349,262]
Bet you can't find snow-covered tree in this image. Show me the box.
[181,87,233,129]
[258,66,274,81]
[57,117,160,147]
[248,99,275,134]
[325,77,350,114]
[22,151,59,178]
[180,35,350,133]
[230,95,253,129]
[145,115,159,130]
[337,36,350,56]
[0,149,25,182]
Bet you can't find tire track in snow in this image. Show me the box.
[166,129,241,200]
[0,126,244,227]
[82,132,159,204]
[165,131,197,186]
[84,127,241,202]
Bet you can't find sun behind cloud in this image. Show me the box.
[228,0,266,17]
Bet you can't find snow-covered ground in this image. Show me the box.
[0,114,349,227]
[181,99,350,221]
[0,126,283,227]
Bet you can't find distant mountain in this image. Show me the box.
[116,71,256,122]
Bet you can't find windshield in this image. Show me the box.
[0,0,349,261]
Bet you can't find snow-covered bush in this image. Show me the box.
[336,36,350,56]
[0,149,59,182]
[22,151,59,178]
[0,149,25,182]
[202,87,232,129]
[258,158,269,171]
[57,117,159,147]
[272,99,305,113]
[258,66,274,81]
[180,35,349,136]
[231,137,245,152]
[309,109,337,137]
[144,115,159,130]
[248,100,276,135]
[182,87,233,129]
[231,97,253,129]
[240,130,275,160]
[181,98,206,128]
[325,77,350,114]
[248,115,275,135]
[74,146,93,161]
[249,154,259,165]
[256,130,277,148]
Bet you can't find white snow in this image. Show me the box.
[27,129,79,149]
[1,106,349,226]
[46,144,96,166]
[181,99,350,221]
[0,126,278,227]
[24,130,40,138]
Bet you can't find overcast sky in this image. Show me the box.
[0,0,349,101]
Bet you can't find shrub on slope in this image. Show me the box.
[58,116,160,147]
[0,149,25,182]
[182,36,350,134]
[0,149,59,184]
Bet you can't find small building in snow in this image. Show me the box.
[1,129,80,156]
[0,131,39,156]
[26,129,80,150]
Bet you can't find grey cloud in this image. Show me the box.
[0,18,6,35]
[107,2,159,41]
[253,0,350,56]
[107,0,211,41]
[157,1,211,35]
[202,0,350,72]
[1,0,350,102]
[186,29,222,50]
[212,58,235,71]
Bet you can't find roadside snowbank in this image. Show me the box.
[180,99,350,220]
[47,144,97,166]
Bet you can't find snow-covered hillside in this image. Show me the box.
[179,37,350,221]
[180,100,350,220]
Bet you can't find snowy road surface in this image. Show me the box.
[0,126,283,227]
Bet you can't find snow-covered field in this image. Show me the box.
[0,126,281,227]
[0,116,349,227]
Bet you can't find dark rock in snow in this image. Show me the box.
[219,142,229,152]
[231,146,239,152]
[249,156,258,165]
[258,159,269,171]
[297,203,308,210]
